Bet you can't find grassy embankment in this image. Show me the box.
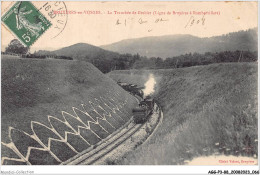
[109,62,258,165]
[1,55,138,164]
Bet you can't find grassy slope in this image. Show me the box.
[1,56,137,144]
[108,63,258,164]
[36,43,119,61]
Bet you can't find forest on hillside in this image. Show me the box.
[2,49,257,73]
[90,50,257,73]
[101,28,257,58]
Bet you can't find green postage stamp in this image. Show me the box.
[1,1,52,47]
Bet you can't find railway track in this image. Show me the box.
[64,120,143,165]
[63,102,161,165]
[79,123,143,165]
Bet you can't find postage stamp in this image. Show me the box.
[1,1,52,47]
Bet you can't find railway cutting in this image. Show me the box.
[64,83,163,165]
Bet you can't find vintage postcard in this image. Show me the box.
[1,0,259,174]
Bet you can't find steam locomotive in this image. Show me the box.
[117,81,155,124]
[132,96,155,124]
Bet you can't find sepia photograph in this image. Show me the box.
[1,0,259,174]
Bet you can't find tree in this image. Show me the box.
[5,39,29,54]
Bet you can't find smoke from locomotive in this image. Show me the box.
[143,73,156,97]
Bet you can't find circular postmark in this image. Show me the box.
[35,1,68,39]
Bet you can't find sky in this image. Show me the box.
[1,1,258,52]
